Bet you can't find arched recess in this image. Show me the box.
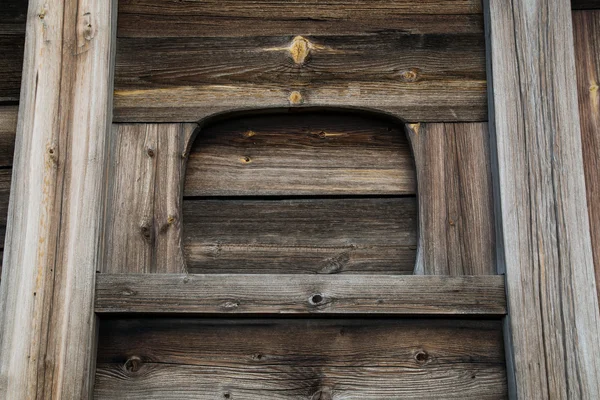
[181,108,419,275]
[103,108,494,276]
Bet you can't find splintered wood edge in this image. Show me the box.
[95,274,506,315]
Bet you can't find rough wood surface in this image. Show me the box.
[573,10,600,303]
[183,198,417,274]
[94,318,507,399]
[0,106,17,166]
[95,274,507,315]
[185,111,416,196]
[485,0,600,397]
[408,122,495,275]
[0,1,26,103]
[0,0,116,398]
[104,123,196,274]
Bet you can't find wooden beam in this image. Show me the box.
[484,0,600,397]
[0,0,116,398]
[95,274,506,315]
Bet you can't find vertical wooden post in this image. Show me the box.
[484,0,600,398]
[0,0,116,398]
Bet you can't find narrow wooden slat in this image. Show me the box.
[104,123,197,274]
[119,0,483,17]
[0,106,17,166]
[0,0,117,398]
[183,198,417,274]
[485,0,600,397]
[573,10,600,302]
[408,122,495,275]
[113,33,486,122]
[95,274,506,315]
[185,111,416,196]
[94,318,506,399]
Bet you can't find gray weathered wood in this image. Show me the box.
[185,111,416,196]
[407,122,495,275]
[573,9,600,302]
[94,318,507,399]
[104,123,197,274]
[0,0,116,398]
[183,198,417,274]
[485,0,600,397]
[95,274,507,315]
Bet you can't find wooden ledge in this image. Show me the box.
[95,274,506,316]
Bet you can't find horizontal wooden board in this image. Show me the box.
[183,197,417,274]
[95,274,507,315]
[94,318,507,399]
[184,111,416,196]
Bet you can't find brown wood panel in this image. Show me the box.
[114,34,486,123]
[0,1,26,103]
[183,198,417,274]
[485,0,600,397]
[94,318,507,399]
[95,274,507,315]
[574,10,600,302]
[185,111,416,196]
[0,106,17,166]
[408,122,495,275]
[104,123,197,273]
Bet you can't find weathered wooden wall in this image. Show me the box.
[574,9,600,302]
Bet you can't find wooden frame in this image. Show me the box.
[0,0,599,398]
[0,0,116,398]
[484,0,600,397]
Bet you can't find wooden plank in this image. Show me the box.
[94,318,507,399]
[485,0,600,397]
[104,123,197,274]
[408,122,495,275]
[573,10,600,302]
[113,34,486,122]
[183,198,417,274]
[185,111,416,196]
[95,274,507,315]
[0,0,117,398]
[119,0,483,18]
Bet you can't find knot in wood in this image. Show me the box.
[289,36,312,64]
[124,356,143,373]
[289,91,303,105]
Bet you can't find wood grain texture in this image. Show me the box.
[183,198,417,274]
[113,0,486,122]
[94,318,507,399]
[0,0,27,103]
[485,0,600,397]
[0,106,17,166]
[95,274,507,315]
[573,10,600,303]
[408,122,495,275]
[0,0,116,398]
[185,111,416,196]
[104,123,197,274]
